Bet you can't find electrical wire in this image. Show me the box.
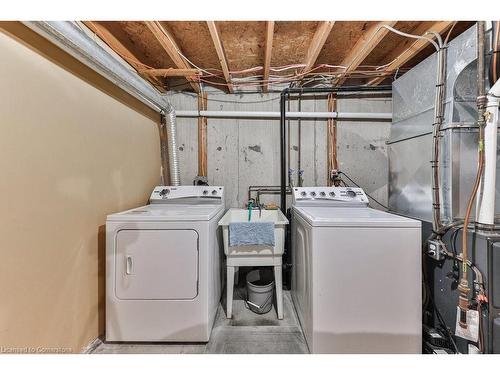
[187,23,440,90]
[430,226,487,353]
[444,22,457,46]
[87,21,458,93]
[428,289,460,354]
[372,25,444,77]
[338,171,389,210]
[84,22,156,71]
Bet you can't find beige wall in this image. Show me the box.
[0,31,161,353]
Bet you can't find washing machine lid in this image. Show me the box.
[294,207,421,228]
[107,203,224,222]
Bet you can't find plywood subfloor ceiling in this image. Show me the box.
[83,21,474,93]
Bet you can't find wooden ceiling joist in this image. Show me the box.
[140,68,200,78]
[83,21,166,91]
[332,21,397,86]
[144,21,200,92]
[82,21,471,92]
[206,21,234,93]
[301,21,335,74]
[263,21,275,93]
[366,21,454,86]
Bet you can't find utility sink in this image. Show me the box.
[218,208,288,256]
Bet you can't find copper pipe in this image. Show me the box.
[458,21,487,328]
[197,92,208,177]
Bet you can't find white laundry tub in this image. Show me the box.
[218,208,288,257]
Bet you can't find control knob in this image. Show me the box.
[346,190,357,198]
[211,190,218,195]
[203,190,209,195]
[310,191,316,197]
[300,191,307,197]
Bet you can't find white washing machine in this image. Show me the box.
[106,186,225,342]
[291,186,422,353]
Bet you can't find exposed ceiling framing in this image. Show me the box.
[206,21,234,93]
[301,21,335,74]
[82,20,475,93]
[263,21,274,93]
[366,21,455,86]
[331,21,397,86]
[144,21,200,92]
[84,21,166,91]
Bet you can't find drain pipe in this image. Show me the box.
[456,22,487,330]
[477,21,500,225]
[476,79,500,224]
[23,21,181,185]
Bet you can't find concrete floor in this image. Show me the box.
[92,288,309,354]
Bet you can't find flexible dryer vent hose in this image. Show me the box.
[164,109,181,186]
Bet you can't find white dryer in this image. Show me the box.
[106,186,225,342]
[291,186,421,353]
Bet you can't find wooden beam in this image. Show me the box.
[301,21,335,74]
[366,21,454,86]
[144,21,200,93]
[198,92,208,177]
[327,93,338,186]
[332,21,397,87]
[83,21,166,91]
[140,68,200,78]
[206,21,234,93]
[263,21,275,93]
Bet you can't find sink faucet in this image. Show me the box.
[247,198,263,220]
[247,198,255,221]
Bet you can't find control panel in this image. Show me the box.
[150,186,224,204]
[292,187,369,207]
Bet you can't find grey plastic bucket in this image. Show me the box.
[246,269,274,314]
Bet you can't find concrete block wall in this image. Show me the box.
[167,91,391,209]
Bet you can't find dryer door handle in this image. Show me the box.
[125,255,133,275]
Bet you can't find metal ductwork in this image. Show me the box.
[23,21,181,185]
[389,25,498,224]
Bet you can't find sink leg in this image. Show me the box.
[274,265,283,319]
[226,266,235,319]
[234,266,239,286]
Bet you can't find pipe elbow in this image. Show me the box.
[488,79,500,100]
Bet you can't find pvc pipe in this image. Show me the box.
[476,80,500,225]
[175,110,392,120]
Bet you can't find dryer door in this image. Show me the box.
[115,229,199,300]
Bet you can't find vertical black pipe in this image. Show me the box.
[278,85,392,214]
[280,89,288,213]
